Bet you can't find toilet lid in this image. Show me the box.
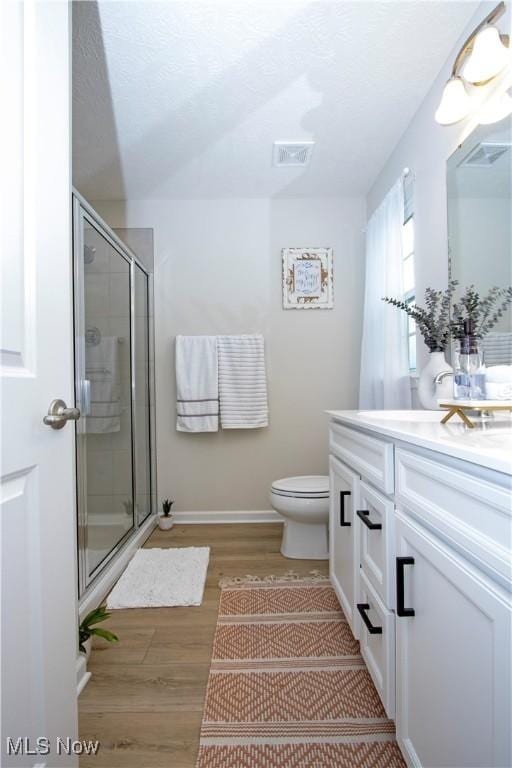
[271,475,329,498]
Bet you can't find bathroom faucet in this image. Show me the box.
[434,370,454,385]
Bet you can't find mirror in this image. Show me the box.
[447,116,512,364]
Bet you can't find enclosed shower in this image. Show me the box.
[73,193,156,599]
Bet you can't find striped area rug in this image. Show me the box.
[196,574,405,768]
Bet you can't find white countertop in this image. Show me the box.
[327,410,512,476]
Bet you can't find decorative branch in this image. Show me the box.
[384,282,512,354]
[450,286,512,338]
[382,280,459,353]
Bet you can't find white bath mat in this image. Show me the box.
[106,547,210,609]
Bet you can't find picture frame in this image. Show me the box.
[282,247,333,309]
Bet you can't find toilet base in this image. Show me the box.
[280,520,329,560]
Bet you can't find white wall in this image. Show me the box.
[94,197,365,512]
[450,197,512,287]
[450,197,512,333]
[367,2,510,372]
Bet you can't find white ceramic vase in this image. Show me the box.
[417,351,453,410]
[158,515,174,530]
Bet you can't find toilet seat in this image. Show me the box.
[271,475,329,499]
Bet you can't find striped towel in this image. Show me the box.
[175,335,219,432]
[85,337,121,433]
[217,335,268,429]
[482,332,512,366]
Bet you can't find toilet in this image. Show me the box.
[270,475,329,560]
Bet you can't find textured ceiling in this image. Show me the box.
[73,0,480,200]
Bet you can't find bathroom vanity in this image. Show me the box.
[327,410,512,768]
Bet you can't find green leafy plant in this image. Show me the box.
[162,498,174,517]
[450,286,512,339]
[383,280,459,353]
[79,606,118,654]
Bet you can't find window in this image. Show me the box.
[402,173,416,371]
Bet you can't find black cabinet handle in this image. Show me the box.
[339,491,351,527]
[357,603,383,634]
[356,509,382,530]
[396,556,415,617]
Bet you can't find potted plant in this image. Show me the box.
[450,286,512,339]
[383,281,458,409]
[79,605,119,661]
[158,498,175,530]
[383,282,512,409]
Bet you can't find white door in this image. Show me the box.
[395,510,511,768]
[329,455,360,638]
[1,2,78,766]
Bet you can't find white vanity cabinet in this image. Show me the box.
[329,454,360,638]
[395,510,511,768]
[328,411,512,768]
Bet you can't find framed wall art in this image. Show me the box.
[282,247,333,309]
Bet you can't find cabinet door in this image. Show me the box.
[395,510,511,768]
[329,455,360,638]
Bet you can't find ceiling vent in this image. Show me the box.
[459,142,510,168]
[273,141,315,167]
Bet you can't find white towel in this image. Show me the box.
[482,332,512,366]
[85,337,121,433]
[217,335,268,429]
[176,336,219,432]
[485,382,512,400]
[485,364,512,384]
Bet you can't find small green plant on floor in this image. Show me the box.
[79,606,119,654]
[162,498,174,517]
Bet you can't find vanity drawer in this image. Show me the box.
[329,423,394,494]
[396,447,512,588]
[357,568,395,719]
[358,481,396,609]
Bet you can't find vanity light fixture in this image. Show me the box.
[461,24,510,84]
[435,77,472,125]
[435,2,511,126]
[478,88,512,123]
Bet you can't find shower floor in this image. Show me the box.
[78,522,328,767]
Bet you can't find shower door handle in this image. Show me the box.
[82,379,91,416]
[43,399,80,429]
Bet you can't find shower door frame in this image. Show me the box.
[72,191,156,598]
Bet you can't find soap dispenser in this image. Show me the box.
[453,319,486,400]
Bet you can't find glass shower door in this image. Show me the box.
[134,264,153,525]
[76,214,135,588]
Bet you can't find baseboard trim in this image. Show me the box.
[76,652,91,698]
[172,510,282,524]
